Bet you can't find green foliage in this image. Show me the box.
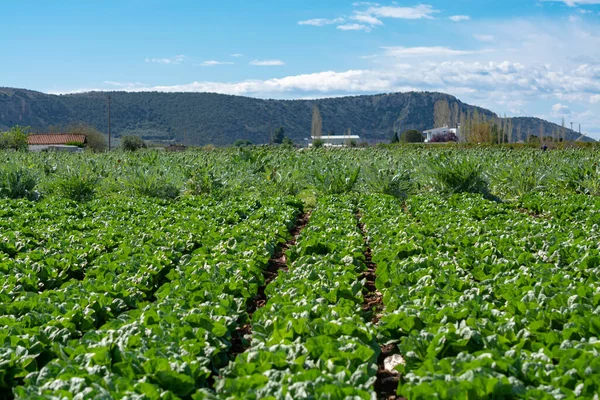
[312,139,325,149]
[364,167,412,199]
[184,166,222,196]
[2,147,600,399]
[0,164,38,199]
[282,137,294,147]
[233,139,253,147]
[424,153,489,196]
[121,135,146,151]
[311,161,360,194]
[124,167,180,199]
[54,166,100,201]
[0,125,30,151]
[400,130,424,143]
[65,124,107,152]
[272,127,285,144]
[391,131,400,144]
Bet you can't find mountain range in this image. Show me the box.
[0,87,592,145]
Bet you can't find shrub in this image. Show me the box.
[184,166,222,196]
[234,139,253,147]
[282,137,294,147]
[125,167,180,199]
[400,130,424,143]
[311,162,360,194]
[364,167,413,200]
[425,154,489,196]
[54,167,99,201]
[65,124,107,152]
[0,126,30,151]
[430,132,458,143]
[312,139,325,149]
[121,135,146,151]
[0,165,39,199]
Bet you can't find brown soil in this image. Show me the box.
[375,344,404,400]
[356,211,403,399]
[356,213,384,323]
[229,212,310,359]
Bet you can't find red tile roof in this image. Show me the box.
[28,134,88,146]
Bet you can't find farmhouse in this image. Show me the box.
[28,134,87,152]
[422,126,462,143]
[310,135,361,147]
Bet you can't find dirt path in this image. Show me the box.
[356,211,402,400]
[229,212,310,358]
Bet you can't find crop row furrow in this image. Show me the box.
[216,195,379,399]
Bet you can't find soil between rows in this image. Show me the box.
[229,212,310,358]
[356,211,402,399]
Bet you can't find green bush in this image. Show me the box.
[364,167,413,200]
[233,139,253,147]
[312,139,325,149]
[311,163,360,194]
[0,165,39,199]
[0,126,30,151]
[121,135,146,151]
[425,154,489,196]
[125,167,180,199]
[54,167,99,201]
[401,130,424,143]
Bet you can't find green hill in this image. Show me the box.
[0,87,592,145]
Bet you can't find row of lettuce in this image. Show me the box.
[360,193,600,399]
[4,187,600,398]
[1,195,303,398]
[215,196,379,399]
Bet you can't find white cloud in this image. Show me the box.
[366,4,439,19]
[103,81,146,88]
[199,60,235,67]
[352,2,380,6]
[250,59,285,66]
[543,0,600,6]
[552,103,572,114]
[590,94,600,103]
[351,12,384,26]
[382,46,475,57]
[337,23,372,32]
[145,55,186,65]
[298,17,344,26]
[450,15,471,22]
[230,53,244,58]
[474,34,495,42]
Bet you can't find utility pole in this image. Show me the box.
[570,122,573,132]
[107,95,112,151]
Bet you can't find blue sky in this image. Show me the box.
[2,0,600,138]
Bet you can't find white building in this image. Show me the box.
[310,135,361,147]
[423,125,461,142]
[28,134,87,152]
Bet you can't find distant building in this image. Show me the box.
[310,135,361,147]
[28,134,87,152]
[422,125,461,142]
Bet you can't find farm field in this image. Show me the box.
[2,146,600,399]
